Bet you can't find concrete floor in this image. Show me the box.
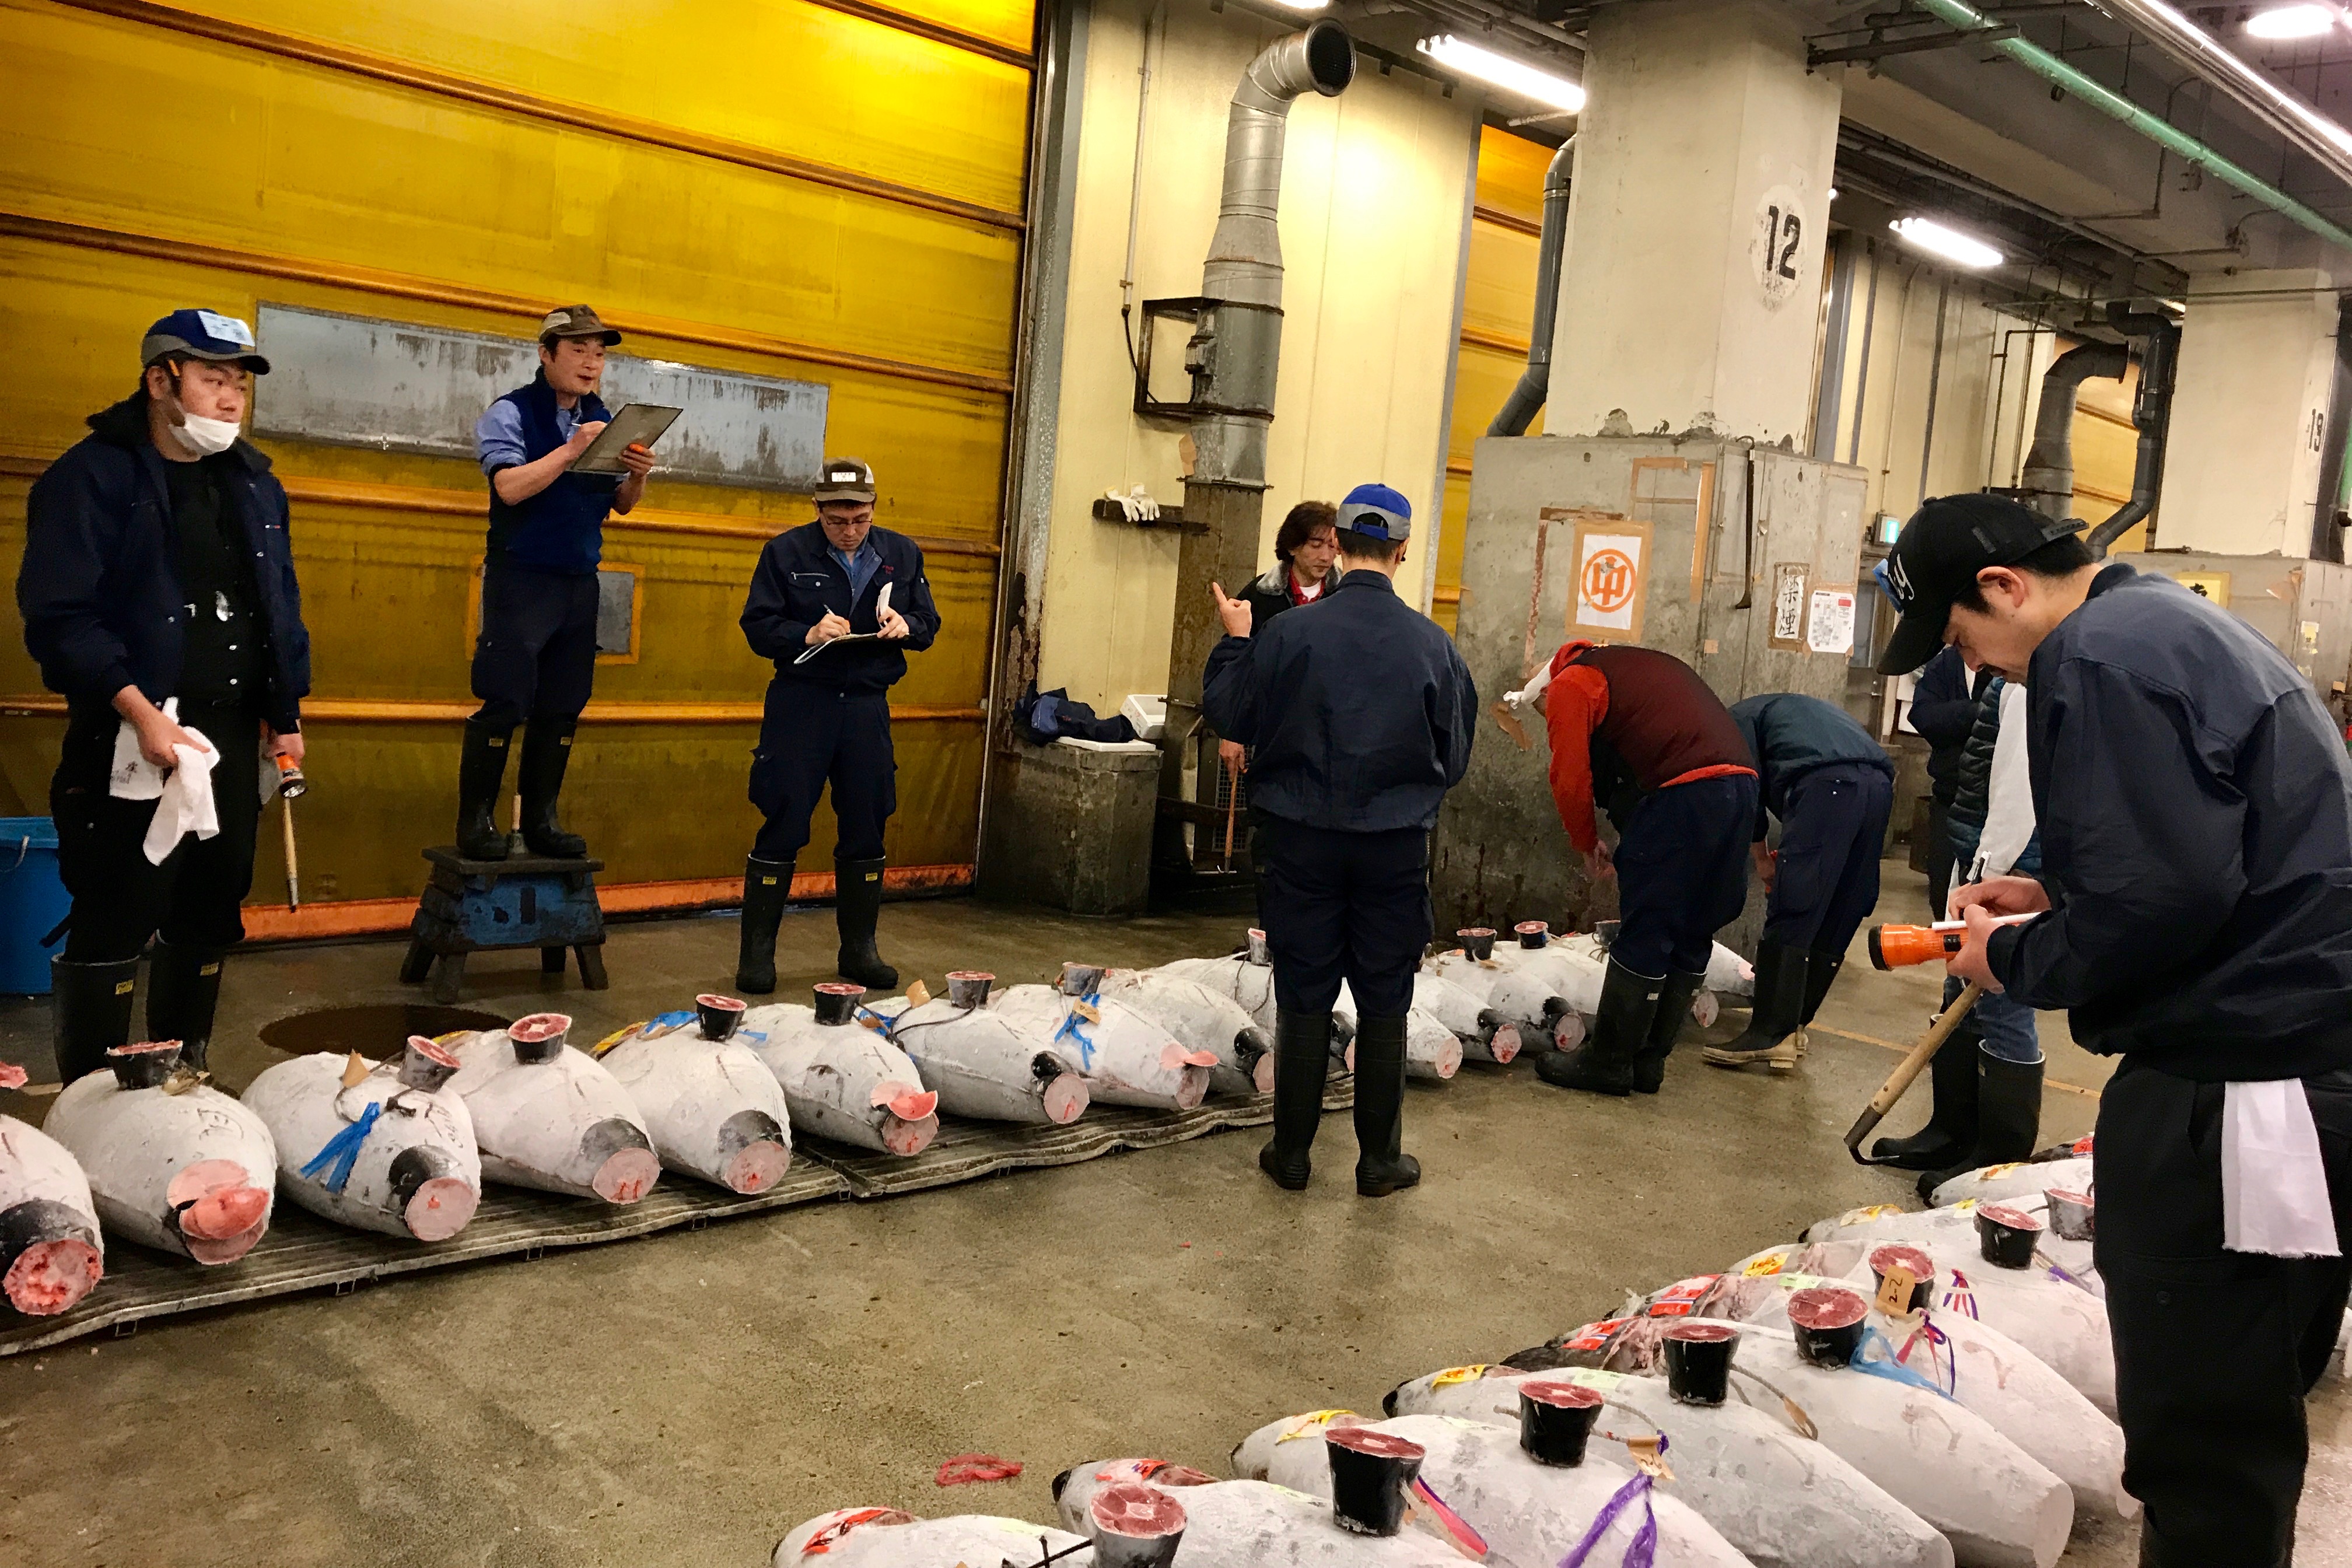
[0,863,2342,1566]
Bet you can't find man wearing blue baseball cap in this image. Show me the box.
[19,308,310,1084]
[1204,482,1476,1197]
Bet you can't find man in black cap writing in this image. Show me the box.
[1880,489,2352,1566]
[734,457,939,993]
[1203,482,1476,1198]
[19,308,310,1082]
[453,304,655,863]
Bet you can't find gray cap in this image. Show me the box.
[814,456,877,505]
[538,303,621,345]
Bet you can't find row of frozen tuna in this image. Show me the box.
[765,1154,2149,1568]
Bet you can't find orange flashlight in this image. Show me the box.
[1867,914,2036,970]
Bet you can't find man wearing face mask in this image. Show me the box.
[453,304,654,862]
[18,309,310,1084]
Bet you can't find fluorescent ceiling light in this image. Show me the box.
[1261,0,1331,9]
[1889,215,2004,269]
[2247,2,2337,37]
[1417,36,1586,113]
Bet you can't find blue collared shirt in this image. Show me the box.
[831,539,881,603]
[476,398,587,476]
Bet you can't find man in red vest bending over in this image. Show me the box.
[1532,640,1758,1097]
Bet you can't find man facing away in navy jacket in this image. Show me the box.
[1888,491,2352,1566]
[18,309,310,1083]
[1204,483,1476,1198]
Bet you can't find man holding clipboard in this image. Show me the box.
[453,304,660,861]
[734,457,939,992]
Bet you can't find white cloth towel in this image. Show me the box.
[108,701,222,866]
[2223,1079,2342,1258]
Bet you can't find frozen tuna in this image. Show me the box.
[890,972,1090,1125]
[1329,983,1463,1082]
[1055,1461,1468,1567]
[1248,1409,1751,1568]
[0,1113,104,1315]
[594,1000,794,1194]
[1806,1198,2097,1296]
[1385,1362,1950,1568]
[44,1042,276,1264]
[244,1038,482,1240]
[743,985,939,1156]
[997,966,1216,1112]
[1100,967,1272,1096]
[1930,1157,2095,1209]
[1155,932,1359,1054]
[443,1014,660,1204]
[1409,971,1520,1064]
[1419,949,1580,1052]
[772,1509,1087,1567]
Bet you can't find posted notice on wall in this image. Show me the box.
[1567,520,1651,639]
[1769,563,1808,650]
[1807,587,1857,656]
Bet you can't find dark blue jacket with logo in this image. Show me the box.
[1202,569,1477,833]
[1987,564,2352,1080]
[19,393,310,733]
[482,373,618,576]
[740,522,939,693]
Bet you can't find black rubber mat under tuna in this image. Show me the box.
[0,1084,1348,1354]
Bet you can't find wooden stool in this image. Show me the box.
[400,847,610,1003]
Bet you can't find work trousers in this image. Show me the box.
[1611,774,1756,978]
[749,681,895,865]
[51,699,265,962]
[1763,762,1894,954]
[470,560,599,729]
[1940,974,2043,1065]
[1924,796,1955,921]
[1256,816,1432,1019]
[2097,1058,2352,1566]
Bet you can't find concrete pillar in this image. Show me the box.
[1548,0,1840,444]
[2160,270,2337,556]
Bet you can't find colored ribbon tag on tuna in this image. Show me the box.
[1560,1454,1665,1568]
[300,1100,382,1195]
[1941,1266,1981,1320]
[1430,1365,1489,1388]
[1873,1265,1919,1319]
[1405,1475,1488,1558]
[1852,1326,1954,1400]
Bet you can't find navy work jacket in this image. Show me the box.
[741,521,939,693]
[1730,691,1894,840]
[1203,569,1476,833]
[20,393,310,733]
[1988,565,2352,1080]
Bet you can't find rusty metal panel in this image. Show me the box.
[253,304,830,492]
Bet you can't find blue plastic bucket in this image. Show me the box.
[0,817,69,995]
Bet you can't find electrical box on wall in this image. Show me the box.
[1431,435,1870,951]
[2110,551,2352,702]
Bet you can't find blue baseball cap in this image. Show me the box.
[141,309,270,374]
[1336,482,1412,541]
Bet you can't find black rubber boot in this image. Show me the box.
[1798,949,1845,1026]
[1702,942,1808,1072]
[1259,1010,1330,1191]
[518,720,587,858]
[146,941,228,1072]
[734,857,792,995]
[1535,960,1660,1097]
[1351,1014,1420,1197]
[455,717,513,861]
[1636,970,1708,1093]
[50,956,139,1087]
[1870,1011,1983,1169]
[834,857,897,989]
[1918,1049,2044,1203]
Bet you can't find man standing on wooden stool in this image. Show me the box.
[453,304,654,862]
[19,309,310,1082]
[734,457,939,993]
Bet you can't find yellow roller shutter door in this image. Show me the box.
[0,0,1034,928]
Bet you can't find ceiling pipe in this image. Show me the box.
[2018,340,2130,519]
[1905,0,2352,250]
[1189,20,1356,486]
[2088,305,2182,555]
[1488,137,1575,438]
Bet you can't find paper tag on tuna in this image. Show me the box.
[1625,1436,1672,1480]
[904,979,932,1009]
[1647,1275,1720,1317]
[1839,1202,1906,1226]
[1951,1198,1979,1212]
[1564,1368,1626,1391]
[1070,999,1100,1024]
[341,1051,370,1088]
[1741,1249,1791,1278]
[1977,1161,2024,1180]
[1875,1265,1920,1318]
[1770,1273,1831,1293]
[1563,1317,1631,1352]
[1429,1365,1488,1388]
[1277,1410,1356,1441]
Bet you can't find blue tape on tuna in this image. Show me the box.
[299,1100,382,1195]
[649,1010,695,1030]
[1053,995,1100,1069]
[856,1006,897,1038]
[1852,1325,1956,1400]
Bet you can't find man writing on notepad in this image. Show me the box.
[452,303,655,863]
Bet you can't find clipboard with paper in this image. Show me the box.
[793,584,894,665]
[568,404,681,474]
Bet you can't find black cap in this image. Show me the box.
[1876,494,2087,674]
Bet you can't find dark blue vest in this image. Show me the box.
[484,373,617,575]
